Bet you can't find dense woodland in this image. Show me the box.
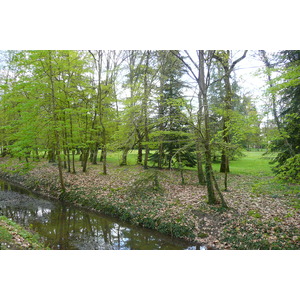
[0,50,299,209]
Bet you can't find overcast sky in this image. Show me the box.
[234,50,267,111]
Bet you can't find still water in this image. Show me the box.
[0,179,201,250]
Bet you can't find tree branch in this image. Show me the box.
[230,50,248,73]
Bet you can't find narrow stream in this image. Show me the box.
[0,179,202,250]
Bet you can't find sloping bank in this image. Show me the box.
[0,160,205,243]
[0,216,49,250]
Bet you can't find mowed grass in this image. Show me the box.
[106,151,138,165]
[105,150,274,177]
[37,149,273,176]
[218,151,274,176]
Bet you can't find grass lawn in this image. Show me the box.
[219,151,275,176]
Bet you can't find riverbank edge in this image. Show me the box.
[0,165,205,248]
[0,216,49,250]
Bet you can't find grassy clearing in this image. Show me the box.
[224,151,274,176]
[107,149,275,175]
[106,150,139,166]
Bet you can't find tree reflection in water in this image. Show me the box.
[0,179,196,250]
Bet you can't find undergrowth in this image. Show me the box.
[0,216,48,250]
[221,218,300,250]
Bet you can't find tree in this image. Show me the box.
[171,51,207,185]
[1,50,91,189]
[88,50,120,174]
[173,50,228,207]
[150,51,194,170]
[262,50,300,180]
[116,50,145,166]
[212,50,248,175]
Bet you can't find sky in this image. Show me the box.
[178,50,270,116]
[234,50,267,111]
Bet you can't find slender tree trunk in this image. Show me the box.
[143,51,150,170]
[137,141,143,164]
[220,64,231,174]
[102,143,107,175]
[177,151,185,185]
[82,148,89,172]
[120,147,129,166]
[48,51,65,192]
[199,51,218,205]
[34,148,40,161]
[196,72,206,185]
[158,54,165,169]
[196,138,206,185]
[92,143,99,165]
[67,150,71,172]
[143,128,149,169]
[48,145,56,163]
[99,149,103,162]
[71,150,76,174]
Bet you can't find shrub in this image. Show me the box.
[276,154,300,183]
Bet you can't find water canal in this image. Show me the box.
[0,178,203,250]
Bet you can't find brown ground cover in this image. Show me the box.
[1,158,299,249]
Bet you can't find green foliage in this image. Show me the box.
[247,210,262,219]
[0,216,48,250]
[275,154,300,183]
[221,218,300,250]
[252,177,300,210]
[264,51,300,180]
[149,144,197,168]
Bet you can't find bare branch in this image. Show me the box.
[230,50,248,73]
[170,50,198,82]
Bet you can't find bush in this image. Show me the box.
[276,154,300,183]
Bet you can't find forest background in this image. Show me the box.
[1,1,299,299]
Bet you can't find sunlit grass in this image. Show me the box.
[222,151,274,176]
[38,149,275,176]
[107,150,139,165]
[106,150,274,176]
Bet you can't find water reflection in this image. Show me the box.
[0,179,196,250]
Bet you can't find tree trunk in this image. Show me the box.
[137,141,143,164]
[48,50,65,192]
[199,50,219,205]
[220,64,231,174]
[71,150,76,174]
[158,142,163,169]
[143,51,150,170]
[90,143,99,164]
[102,144,107,175]
[82,148,89,172]
[196,138,206,185]
[204,143,217,204]
[48,147,56,163]
[120,147,129,166]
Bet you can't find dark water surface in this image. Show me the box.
[0,179,202,250]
